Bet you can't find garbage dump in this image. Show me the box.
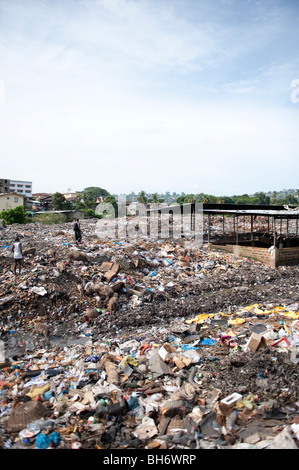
[0,218,299,450]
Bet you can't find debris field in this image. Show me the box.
[0,218,298,450]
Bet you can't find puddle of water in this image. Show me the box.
[5,332,90,357]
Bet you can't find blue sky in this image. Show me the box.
[0,0,298,196]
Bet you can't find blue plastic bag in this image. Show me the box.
[35,433,50,449]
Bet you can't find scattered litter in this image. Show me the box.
[0,218,298,449]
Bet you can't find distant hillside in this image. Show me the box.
[265,189,299,200]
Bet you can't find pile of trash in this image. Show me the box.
[0,219,298,449]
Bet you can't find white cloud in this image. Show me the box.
[0,0,298,196]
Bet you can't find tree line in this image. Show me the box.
[175,190,299,206]
[48,187,299,212]
[1,187,298,226]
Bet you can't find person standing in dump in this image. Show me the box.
[73,219,82,245]
[11,236,23,275]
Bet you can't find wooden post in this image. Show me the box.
[158,210,161,238]
[234,214,236,241]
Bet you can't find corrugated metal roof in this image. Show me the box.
[147,203,299,217]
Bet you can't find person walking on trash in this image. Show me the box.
[11,236,23,275]
[73,219,82,244]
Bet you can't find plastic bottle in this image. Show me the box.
[212,420,222,434]
[132,405,144,424]
[3,438,13,449]
[19,419,54,439]
[226,411,237,432]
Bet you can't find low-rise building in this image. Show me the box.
[32,193,52,210]
[63,192,78,201]
[0,193,25,212]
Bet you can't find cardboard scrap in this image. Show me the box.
[103,262,119,282]
[148,351,173,377]
[158,343,176,362]
[173,355,192,369]
[246,332,268,353]
[99,261,120,282]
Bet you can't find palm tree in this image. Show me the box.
[151,193,159,204]
[270,191,278,205]
[137,190,148,205]
[186,194,195,204]
[148,192,160,208]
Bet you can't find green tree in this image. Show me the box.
[176,195,185,204]
[81,189,97,209]
[78,187,110,210]
[195,193,217,203]
[96,194,118,217]
[218,195,233,204]
[281,194,298,205]
[195,193,205,203]
[270,191,278,205]
[151,193,159,204]
[63,200,75,210]
[84,186,109,198]
[186,194,196,203]
[148,193,164,205]
[252,192,270,205]
[75,199,85,211]
[231,194,253,205]
[137,190,148,205]
[51,192,66,210]
[0,205,29,225]
[205,194,219,203]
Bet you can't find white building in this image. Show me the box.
[9,180,32,198]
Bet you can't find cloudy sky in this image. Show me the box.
[0,0,299,196]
